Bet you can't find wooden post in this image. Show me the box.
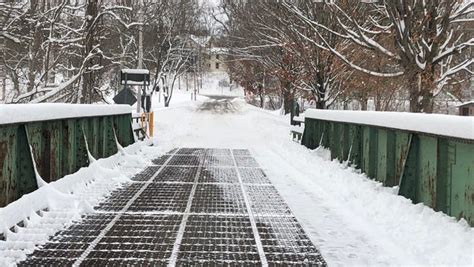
[148,112,154,137]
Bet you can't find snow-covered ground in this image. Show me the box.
[199,72,244,97]
[0,73,472,266]
[153,88,473,266]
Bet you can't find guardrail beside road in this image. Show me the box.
[302,109,474,226]
[0,104,134,207]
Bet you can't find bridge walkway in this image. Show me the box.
[19,148,326,266]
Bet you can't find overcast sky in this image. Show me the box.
[200,0,220,9]
[199,0,227,35]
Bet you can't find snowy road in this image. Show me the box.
[154,94,473,266]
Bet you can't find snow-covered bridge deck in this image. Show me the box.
[18,148,326,266]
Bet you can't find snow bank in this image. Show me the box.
[0,141,163,265]
[264,145,474,266]
[199,72,244,98]
[0,104,131,125]
[305,109,474,140]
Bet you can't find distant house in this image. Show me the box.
[187,35,228,73]
[457,101,474,116]
[204,47,228,72]
[188,35,211,49]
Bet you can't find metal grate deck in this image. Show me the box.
[18,148,326,266]
[199,167,239,184]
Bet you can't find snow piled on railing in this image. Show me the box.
[0,142,163,266]
[305,109,474,140]
[0,104,132,125]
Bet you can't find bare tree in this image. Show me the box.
[221,1,349,113]
[143,0,204,107]
[284,0,473,112]
[0,0,204,104]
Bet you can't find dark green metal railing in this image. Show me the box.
[302,113,474,226]
[0,107,134,207]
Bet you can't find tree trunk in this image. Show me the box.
[1,77,6,101]
[343,100,348,110]
[165,73,179,108]
[360,97,368,110]
[25,1,42,94]
[407,69,436,113]
[421,90,434,113]
[316,98,325,109]
[315,70,326,109]
[408,90,420,113]
[282,81,293,114]
[283,92,292,114]
[374,92,382,111]
[420,71,435,113]
[407,71,421,113]
[164,87,170,107]
[268,96,276,110]
[81,0,99,104]
[4,68,20,100]
[27,25,42,93]
[44,8,61,86]
[138,0,144,69]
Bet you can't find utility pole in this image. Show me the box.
[0,65,4,102]
[0,35,4,101]
[136,0,144,113]
[263,70,266,108]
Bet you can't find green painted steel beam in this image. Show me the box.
[0,113,134,207]
[302,117,474,226]
[416,135,438,207]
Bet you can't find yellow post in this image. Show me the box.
[149,112,154,137]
